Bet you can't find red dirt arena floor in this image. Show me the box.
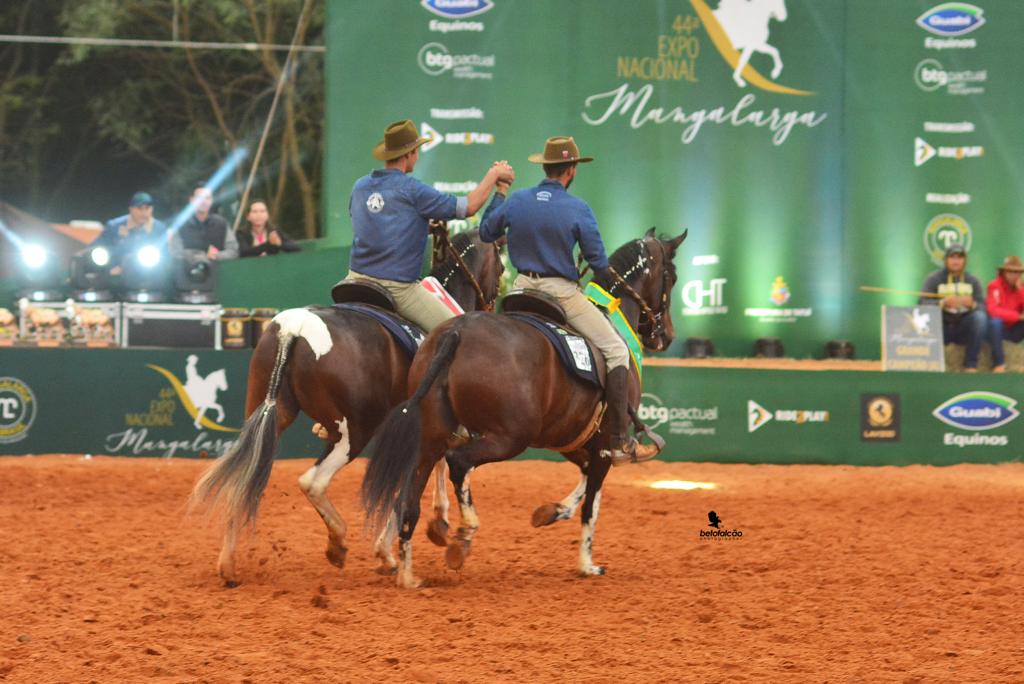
[1,455,1022,683]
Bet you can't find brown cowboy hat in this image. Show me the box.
[372,119,430,161]
[998,255,1024,272]
[527,136,594,164]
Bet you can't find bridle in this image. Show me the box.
[430,220,502,311]
[604,237,674,346]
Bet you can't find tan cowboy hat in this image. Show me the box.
[527,136,594,164]
[372,119,430,161]
[998,255,1024,272]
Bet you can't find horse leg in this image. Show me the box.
[211,400,225,424]
[733,46,753,87]
[578,454,612,577]
[396,457,440,589]
[426,458,452,547]
[441,434,526,571]
[531,468,588,528]
[297,418,351,570]
[217,523,240,587]
[757,43,783,79]
[374,513,398,575]
[194,404,207,429]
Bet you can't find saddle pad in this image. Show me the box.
[333,302,425,360]
[505,312,600,387]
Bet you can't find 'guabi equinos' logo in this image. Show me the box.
[933,392,1019,431]
[924,214,972,265]
[421,0,494,19]
[0,377,37,444]
[916,3,986,36]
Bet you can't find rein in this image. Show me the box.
[430,220,498,311]
[605,238,672,342]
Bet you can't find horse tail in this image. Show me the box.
[189,329,296,532]
[361,326,462,534]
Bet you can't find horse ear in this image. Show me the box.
[668,229,688,251]
[645,226,657,239]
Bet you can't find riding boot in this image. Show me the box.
[603,366,659,466]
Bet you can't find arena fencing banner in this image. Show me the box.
[323,1,1024,360]
[2,349,1023,465]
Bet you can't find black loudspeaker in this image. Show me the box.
[825,339,855,359]
[754,337,785,358]
[684,337,715,358]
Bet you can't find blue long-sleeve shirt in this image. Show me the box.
[349,168,468,282]
[480,179,609,281]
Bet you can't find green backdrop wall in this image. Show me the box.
[322,0,1022,359]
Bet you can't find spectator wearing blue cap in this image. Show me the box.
[95,191,168,274]
[920,243,988,372]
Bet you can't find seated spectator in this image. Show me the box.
[95,191,168,274]
[985,255,1024,373]
[920,243,987,372]
[236,199,301,257]
[169,185,238,263]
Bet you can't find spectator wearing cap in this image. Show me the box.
[985,255,1024,373]
[170,184,239,263]
[95,191,168,275]
[919,243,987,372]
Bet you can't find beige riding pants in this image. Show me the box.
[347,270,456,332]
[514,274,630,369]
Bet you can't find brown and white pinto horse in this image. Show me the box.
[362,228,686,587]
[190,228,503,587]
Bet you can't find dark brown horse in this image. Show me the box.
[362,228,687,587]
[190,228,503,586]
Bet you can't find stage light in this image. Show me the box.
[22,244,48,269]
[17,244,64,302]
[173,258,218,304]
[70,247,114,303]
[825,339,855,359]
[90,246,110,268]
[138,245,161,268]
[684,337,715,358]
[754,337,785,358]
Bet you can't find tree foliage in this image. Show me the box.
[1,0,324,237]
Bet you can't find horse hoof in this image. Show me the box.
[579,565,606,577]
[530,503,562,528]
[375,563,398,576]
[325,543,348,570]
[426,518,449,547]
[223,579,241,588]
[397,575,423,589]
[445,539,470,570]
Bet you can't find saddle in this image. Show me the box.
[330,279,423,359]
[331,279,397,312]
[499,289,606,388]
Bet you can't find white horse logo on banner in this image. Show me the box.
[184,354,228,429]
[713,0,788,88]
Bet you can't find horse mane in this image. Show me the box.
[591,235,676,294]
[431,230,478,286]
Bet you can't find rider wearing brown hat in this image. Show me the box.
[347,119,514,331]
[480,136,657,465]
[985,255,1024,372]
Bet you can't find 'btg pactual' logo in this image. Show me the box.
[924,214,972,265]
[0,377,37,444]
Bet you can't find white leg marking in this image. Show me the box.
[375,513,398,572]
[273,308,333,360]
[397,538,421,588]
[431,459,450,525]
[578,490,604,576]
[558,474,588,520]
[457,468,479,531]
[298,420,351,544]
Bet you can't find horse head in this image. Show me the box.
[430,229,505,312]
[766,0,787,22]
[206,368,228,392]
[598,227,687,353]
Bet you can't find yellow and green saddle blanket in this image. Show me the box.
[583,281,644,381]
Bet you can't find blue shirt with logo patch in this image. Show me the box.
[480,179,609,281]
[349,168,468,282]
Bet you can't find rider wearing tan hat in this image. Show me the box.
[986,255,1024,372]
[480,135,657,465]
[347,119,514,331]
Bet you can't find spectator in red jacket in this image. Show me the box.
[985,255,1024,372]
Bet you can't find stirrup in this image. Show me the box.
[603,438,659,466]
